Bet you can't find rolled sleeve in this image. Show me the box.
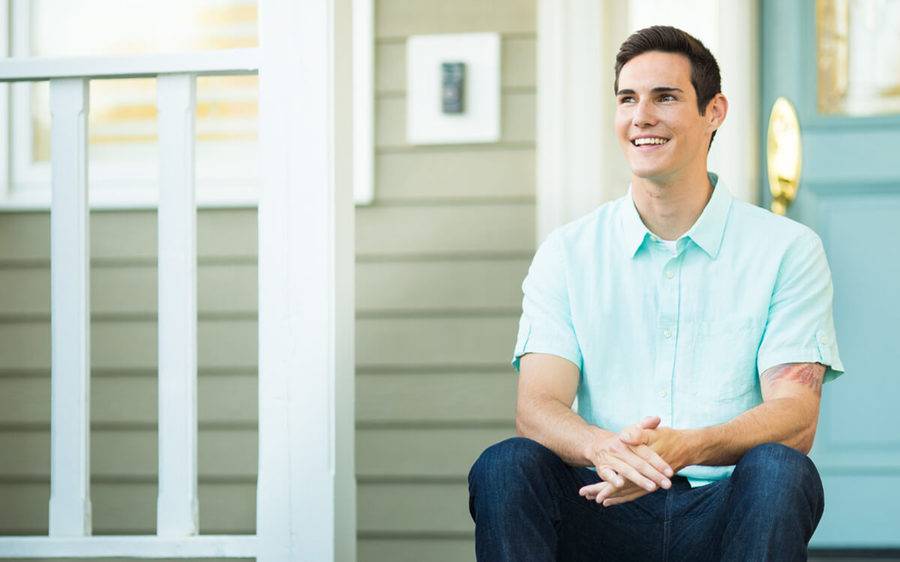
[757,230,845,383]
[511,232,583,373]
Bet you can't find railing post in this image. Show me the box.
[257,0,355,560]
[155,73,199,537]
[48,77,92,537]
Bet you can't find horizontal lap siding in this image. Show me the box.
[0,2,533,560]
[356,1,534,560]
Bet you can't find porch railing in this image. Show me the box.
[0,1,354,560]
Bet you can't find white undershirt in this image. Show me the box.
[660,238,678,254]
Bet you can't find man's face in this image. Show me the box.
[615,51,714,183]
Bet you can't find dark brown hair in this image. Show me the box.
[615,25,722,145]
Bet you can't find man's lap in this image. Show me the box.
[469,437,729,560]
[560,462,728,561]
[469,437,820,561]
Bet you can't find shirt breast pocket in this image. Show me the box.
[692,317,761,402]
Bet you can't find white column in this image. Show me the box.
[712,0,759,204]
[257,0,355,560]
[536,0,569,242]
[536,0,630,243]
[155,73,199,537]
[48,78,91,537]
[352,0,374,205]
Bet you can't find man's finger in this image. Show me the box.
[603,488,648,507]
[598,466,624,487]
[615,447,672,489]
[594,486,614,504]
[588,457,627,489]
[619,416,659,444]
[602,481,639,500]
[618,427,646,445]
[579,481,612,502]
[592,482,619,505]
[579,482,604,497]
[632,443,674,478]
[605,455,659,492]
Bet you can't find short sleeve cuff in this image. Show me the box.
[511,319,583,373]
[756,331,845,384]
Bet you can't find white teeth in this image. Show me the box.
[633,137,668,146]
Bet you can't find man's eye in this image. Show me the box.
[619,96,635,104]
[660,94,676,102]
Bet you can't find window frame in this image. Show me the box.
[0,0,375,210]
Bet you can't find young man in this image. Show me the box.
[468,26,843,561]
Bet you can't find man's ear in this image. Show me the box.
[706,93,728,132]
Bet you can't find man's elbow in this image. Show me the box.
[514,405,533,438]
[515,396,545,439]
[788,422,818,456]
[515,417,527,437]
[794,439,813,456]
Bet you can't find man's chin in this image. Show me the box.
[629,167,671,183]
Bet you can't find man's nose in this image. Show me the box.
[632,99,657,127]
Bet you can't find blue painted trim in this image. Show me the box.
[802,179,900,197]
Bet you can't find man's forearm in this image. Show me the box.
[516,396,613,467]
[686,396,819,467]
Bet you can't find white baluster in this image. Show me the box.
[155,73,199,537]
[48,78,92,537]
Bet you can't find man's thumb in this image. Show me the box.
[619,428,641,444]
[640,415,661,429]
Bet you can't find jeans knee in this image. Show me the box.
[468,437,563,525]
[733,442,823,516]
[738,443,817,478]
[468,437,558,495]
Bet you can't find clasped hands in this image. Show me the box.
[578,415,693,507]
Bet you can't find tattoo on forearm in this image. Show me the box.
[762,363,825,396]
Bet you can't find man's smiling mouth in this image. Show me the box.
[632,137,670,146]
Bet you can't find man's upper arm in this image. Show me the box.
[517,352,580,410]
[760,362,825,404]
[511,232,583,373]
[756,230,844,382]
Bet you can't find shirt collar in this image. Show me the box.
[619,172,733,259]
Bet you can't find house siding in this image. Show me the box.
[358,1,533,558]
[0,0,533,559]
[0,211,259,544]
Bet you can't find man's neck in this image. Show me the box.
[630,169,713,241]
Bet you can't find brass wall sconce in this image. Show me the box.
[766,97,803,215]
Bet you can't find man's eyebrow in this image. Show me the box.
[615,86,685,96]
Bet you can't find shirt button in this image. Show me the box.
[659,390,668,398]
[663,329,672,339]
[665,270,674,279]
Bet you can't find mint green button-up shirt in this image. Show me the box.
[512,173,844,487]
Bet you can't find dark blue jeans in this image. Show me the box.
[468,437,824,561]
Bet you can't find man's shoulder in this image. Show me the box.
[548,197,624,248]
[728,197,822,249]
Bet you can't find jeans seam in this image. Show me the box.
[663,489,673,562]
